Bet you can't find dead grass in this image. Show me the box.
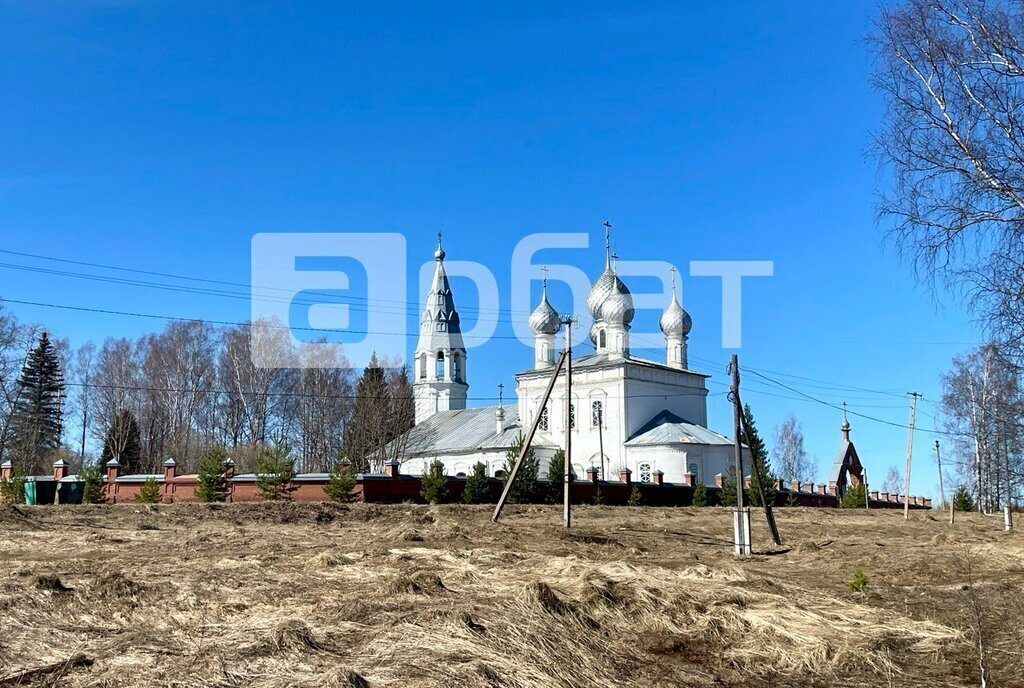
[0,503,1021,687]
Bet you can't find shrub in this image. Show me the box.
[256,445,295,501]
[195,447,229,503]
[462,462,491,504]
[78,462,105,504]
[627,486,643,506]
[592,488,605,505]
[501,433,538,504]
[691,480,708,507]
[840,484,867,509]
[720,467,738,507]
[847,568,869,593]
[743,404,777,507]
[545,450,574,504]
[0,469,26,504]
[953,484,976,512]
[135,478,161,504]
[324,463,357,502]
[420,460,447,504]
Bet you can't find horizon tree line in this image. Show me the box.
[0,305,413,476]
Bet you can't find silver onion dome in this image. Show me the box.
[659,293,691,337]
[586,268,618,319]
[528,291,561,335]
[587,272,633,321]
[600,288,635,325]
[588,321,600,344]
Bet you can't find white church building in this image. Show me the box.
[393,233,737,486]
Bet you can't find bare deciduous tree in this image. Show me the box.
[773,414,814,483]
[940,343,1022,511]
[871,0,1024,361]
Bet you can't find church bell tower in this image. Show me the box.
[413,234,468,424]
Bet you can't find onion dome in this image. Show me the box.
[588,321,600,345]
[600,288,635,325]
[586,267,618,318]
[528,286,561,335]
[434,234,446,261]
[659,293,691,337]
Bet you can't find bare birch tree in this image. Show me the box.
[872,0,1024,362]
[773,414,814,483]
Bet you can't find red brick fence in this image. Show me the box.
[2,457,932,509]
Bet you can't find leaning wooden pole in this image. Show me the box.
[492,351,567,523]
[736,387,782,547]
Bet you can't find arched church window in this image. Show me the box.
[452,353,461,381]
[591,400,603,427]
[435,351,445,379]
[599,330,606,348]
[569,403,576,430]
[638,462,653,483]
[419,353,427,380]
[688,462,698,479]
[538,406,549,432]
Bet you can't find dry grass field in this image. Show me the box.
[1,503,1022,688]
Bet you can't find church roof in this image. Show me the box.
[394,406,553,456]
[624,410,734,447]
[516,351,709,380]
[828,440,861,484]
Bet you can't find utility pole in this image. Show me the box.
[562,316,574,530]
[597,404,605,481]
[729,354,751,554]
[934,440,946,510]
[904,391,921,521]
[864,468,870,509]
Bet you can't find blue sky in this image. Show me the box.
[0,1,980,497]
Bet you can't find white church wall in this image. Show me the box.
[623,377,708,435]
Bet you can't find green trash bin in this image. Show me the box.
[24,477,57,505]
[57,479,84,504]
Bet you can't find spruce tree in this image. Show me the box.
[691,480,708,507]
[420,459,447,504]
[100,409,143,474]
[501,433,538,504]
[720,466,738,506]
[743,404,776,507]
[952,484,976,512]
[545,450,574,504]
[195,446,229,502]
[343,353,391,471]
[462,462,491,504]
[7,332,65,474]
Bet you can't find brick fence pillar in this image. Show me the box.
[618,468,632,485]
[1,460,12,481]
[385,459,401,479]
[585,467,599,484]
[163,457,177,482]
[714,473,724,488]
[682,472,695,486]
[652,470,664,486]
[105,460,121,503]
[53,458,70,481]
